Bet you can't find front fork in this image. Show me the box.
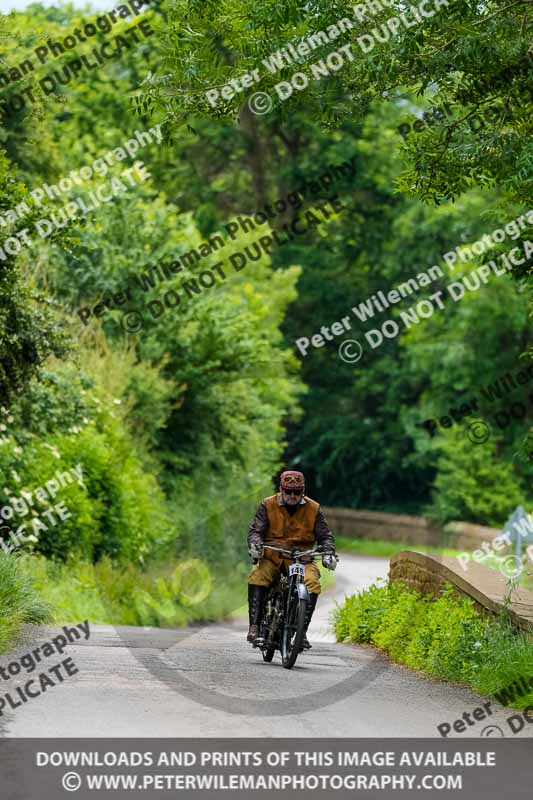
[296,580,310,602]
[285,574,310,621]
[290,570,310,603]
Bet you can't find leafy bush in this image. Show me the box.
[333,581,392,644]
[0,366,175,564]
[0,553,53,653]
[334,581,533,709]
[19,553,247,628]
[0,149,72,405]
[170,477,273,567]
[427,427,529,526]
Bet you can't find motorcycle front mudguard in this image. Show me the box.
[296,582,310,602]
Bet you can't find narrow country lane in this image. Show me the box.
[1,554,530,738]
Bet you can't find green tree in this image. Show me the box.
[0,153,68,402]
[137,0,532,205]
[428,427,527,526]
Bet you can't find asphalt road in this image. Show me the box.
[1,553,531,738]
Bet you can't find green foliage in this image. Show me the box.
[138,1,532,206]
[0,553,53,654]
[4,2,521,522]
[0,0,531,651]
[0,363,174,564]
[19,552,247,628]
[427,427,528,526]
[333,580,392,644]
[36,170,304,485]
[282,117,531,514]
[334,581,533,708]
[335,535,462,559]
[0,153,69,403]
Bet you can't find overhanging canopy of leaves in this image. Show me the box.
[138,0,533,205]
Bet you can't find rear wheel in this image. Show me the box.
[281,595,307,669]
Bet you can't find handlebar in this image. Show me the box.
[263,544,337,560]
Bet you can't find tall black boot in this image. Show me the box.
[247,585,267,643]
[300,593,318,650]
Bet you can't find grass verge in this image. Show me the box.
[0,553,53,654]
[333,580,533,710]
[18,553,248,628]
[335,535,462,559]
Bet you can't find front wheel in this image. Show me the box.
[281,595,307,669]
[262,644,275,662]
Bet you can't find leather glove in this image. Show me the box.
[322,553,337,571]
[249,543,263,560]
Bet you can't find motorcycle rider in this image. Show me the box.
[247,470,337,648]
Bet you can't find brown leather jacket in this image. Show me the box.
[247,493,335,564]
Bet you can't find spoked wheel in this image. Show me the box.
[281,595,307,669]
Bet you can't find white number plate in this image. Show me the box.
[289,564,305,577]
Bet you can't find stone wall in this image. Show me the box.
[389,550,533,633]
[323,507,500,550]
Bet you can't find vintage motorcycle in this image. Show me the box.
[252,544,338,670]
